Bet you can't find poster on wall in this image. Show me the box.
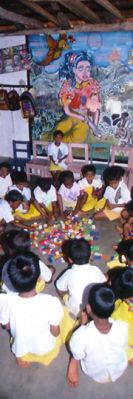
[0,44,30,74]
[28,31,133,147]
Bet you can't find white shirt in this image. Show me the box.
[104,181,131,212]
[56,263,106,316]
[48,142,68,169]
[69,319,128,383]
[34,185,57,206]
[78,177,102,190]
[0,199,14,223]
[0,293,63,357]
[0,174,12,198]
[1,259,52,293]
[9,184,31,201]
[58,182,81,203]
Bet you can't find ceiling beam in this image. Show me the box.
[58,0,100,23]
[94,0,124,20]
[4,20,133,36]
[18,0,59,26]
[0,5,44,27]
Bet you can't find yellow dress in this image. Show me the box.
[112,300,133,347]
[81,186,106,212]
[14,203,40,220]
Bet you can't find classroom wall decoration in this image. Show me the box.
[28,31,133,146]
[0,44,30,74]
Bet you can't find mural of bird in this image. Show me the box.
[40,34,74,66]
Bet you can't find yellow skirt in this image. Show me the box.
[112,300,133,346]
[49,160,64,172]
[15,204,40,220]
[21,307,77,366]
[42,116,89,143]
[81,187,106,212]
[107,255,125,269]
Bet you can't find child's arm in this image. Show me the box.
[52,201,58,217]
[106,200,125,210]
[57,193,64,219]
[72,193,86,215]
[123,222,132,240]
[11,219,34,231]
[67,357,79,387]
[33,200,50,217]
[50,324,60,337]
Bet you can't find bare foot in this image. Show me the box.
[67,358,79,387]
[16,358,31,368]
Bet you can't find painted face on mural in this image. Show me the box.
[73,61,91,83]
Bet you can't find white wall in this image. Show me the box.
[0,36,29,157]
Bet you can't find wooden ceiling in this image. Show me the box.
[0,0,133,36]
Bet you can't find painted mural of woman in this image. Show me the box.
[56,51,101,142]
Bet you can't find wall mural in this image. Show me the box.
[28,31,133,146]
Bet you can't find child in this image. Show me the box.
[33,177,57,220]
[67,282,130,385]
[94,166,131,221]
[109,267,133,347]
[78,164,104,213]
[0,190,33,233]
[9,171,40,221]
[0,252,63,368]
[0,162,12,199]
[48,130,68,187]
[58,171,86,219]
[56,238,106,317]
[0,230,54,293]
[116,198,133,239]
[107,238,133,270]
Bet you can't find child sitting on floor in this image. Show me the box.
[67,282,130,386]
[0,251,64,368]
[107,238,133,270]
[9,171,40,221]
[58,171,86,219]
[78,164,104,213]
[0,190,33,233]
[48,130,68,188]
[0,162,12,199]
[94,166,131,221]
[33,177,57,221]
[56,238,106,317]
[108,266,133,349]
[0,230,54,293]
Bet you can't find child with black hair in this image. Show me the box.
[0,190,33,233]
[34,177,57,220]
[107,238,133,270]
[58,171,86,219]
[48,130,68,187]
[108,267,133,348]
[0,230,54,293]
[0,162,12,199]
[9,171,40,221]
[67,282,130,385]
[0,251,64,368]
[78,164,104,213]
[56,238,106,317]
[94,165,131,221]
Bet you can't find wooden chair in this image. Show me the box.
[89,143,111,175]
[26,141,51,181]
[111,145,133,189]
[10,140,31,172]
[67,143,89,176]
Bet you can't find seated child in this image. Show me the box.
[33,177,57,221]
[109,266,133,348]
[0,230,54,293]
[94,166,131,221]
[0,162,12,199]
[58,171,86,219]
[56,238,106,317]
[67,282,130,385]
[78,164,104,213]
[9,171,40,221]
[0,252,64,368]
[48,130,68,188]
[0,190,33,233]
[116,198,133,239]
[107,238,133,269]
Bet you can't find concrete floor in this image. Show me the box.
[0,220,133,399]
